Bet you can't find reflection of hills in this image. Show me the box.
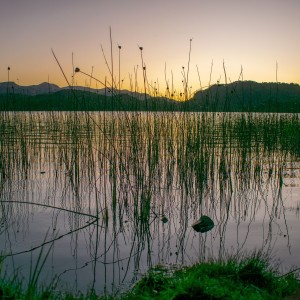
[1,81,300,112]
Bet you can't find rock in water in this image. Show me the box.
[192,216,214,233]
[161,215,168,223]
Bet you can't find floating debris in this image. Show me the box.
[192,215,214,233]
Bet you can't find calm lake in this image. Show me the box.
[0,111,299,295]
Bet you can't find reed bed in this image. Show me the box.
[0,110,299,294]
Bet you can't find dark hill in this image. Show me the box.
[0,82,61,95]
[186,81,300,112]
[1,81,300,112]
[0,89,179,111]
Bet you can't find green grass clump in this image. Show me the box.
[124,257,299,300]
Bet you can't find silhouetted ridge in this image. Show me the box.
[1,81,300,112]
[188,81,300,112]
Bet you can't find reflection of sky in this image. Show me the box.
[1,111,300,292]
[1,0,300,92]
[1,173,299,292]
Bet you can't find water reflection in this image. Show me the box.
[0,111,299,294]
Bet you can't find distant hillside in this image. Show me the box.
[0,82,61,95]
[187,81,300,112]
[0,89,179,111]
[0,82,146,99]
[1,81,300,112]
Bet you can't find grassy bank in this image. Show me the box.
[126,257,299,300]
[1,255,299,299]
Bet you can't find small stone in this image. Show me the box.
[192,215,214,233]
[161,216,168,223]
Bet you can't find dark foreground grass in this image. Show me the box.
[1,255,299,300]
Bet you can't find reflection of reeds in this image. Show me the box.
[0,111,299,292]
[1,112,299,206]
[1,112,299,215]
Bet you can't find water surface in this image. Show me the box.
[0,111,299,294]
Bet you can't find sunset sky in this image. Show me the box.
[1,0,300,96]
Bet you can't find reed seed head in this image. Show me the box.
[7,67,10,71]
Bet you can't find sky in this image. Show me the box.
[1,0,300,96]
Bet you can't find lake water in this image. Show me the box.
[0,111,299,295]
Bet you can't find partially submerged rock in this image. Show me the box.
[161,215,168,223]
[192,215,214,233]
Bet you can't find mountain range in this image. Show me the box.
[0,81,145,98]
[1,81,300,112]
